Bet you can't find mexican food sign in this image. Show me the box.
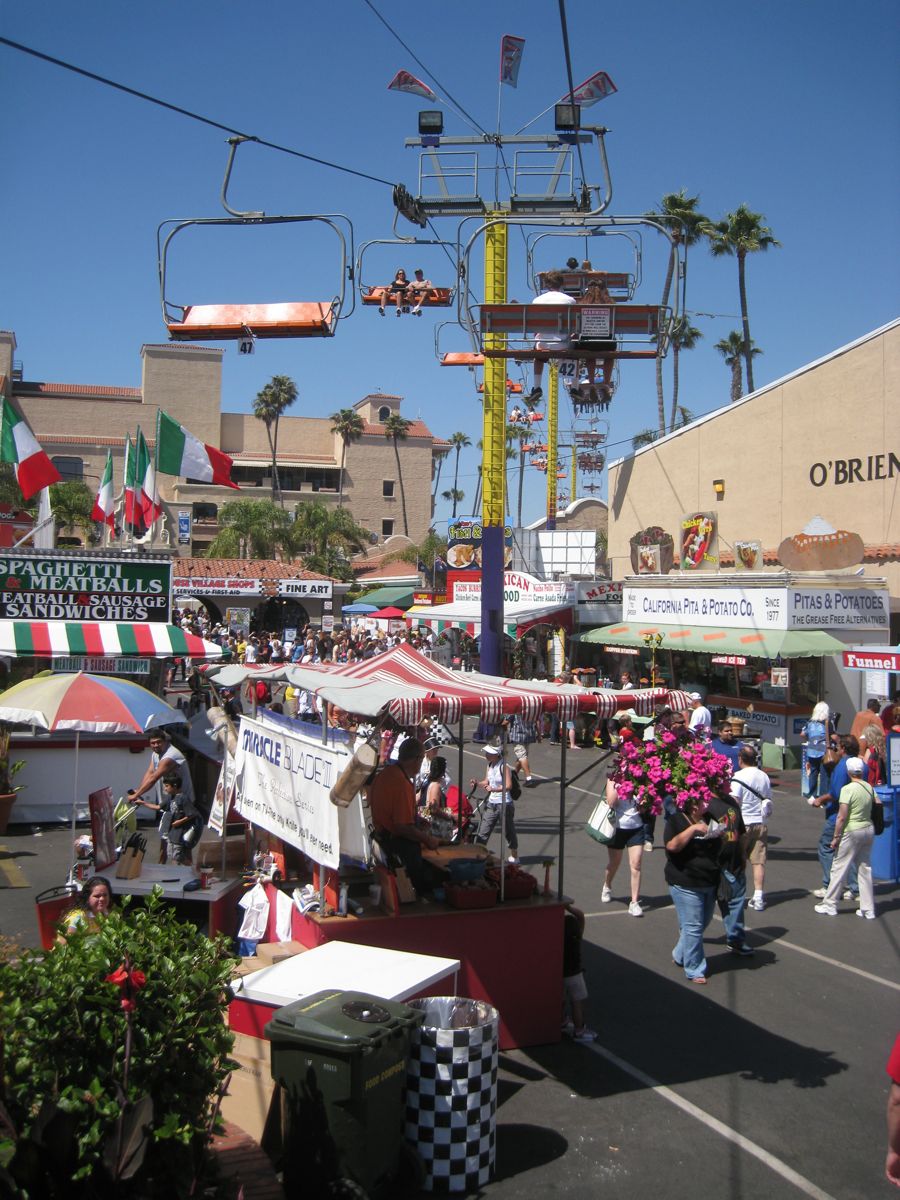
[0,553,171,622]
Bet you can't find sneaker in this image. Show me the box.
[814,903,838,916]
[572,1026,599,1043]
[601,885,612,903]
[842,890,857,901]
[643,841,653,852]
[568,384,585,401]
[726,942,755,956]
[747,897,766,911]
[525,386,543,406]
[507,855,519,865]
[628,902,644,917]
[561,1019,575,1035]
[856,909,876,920]
[812,887,828,899]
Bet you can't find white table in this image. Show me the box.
[232,940,460,1007]
[108,864,242,936]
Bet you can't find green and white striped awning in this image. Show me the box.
[579,622,845,659]
[0,621,223,660]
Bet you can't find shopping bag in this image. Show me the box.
[586,799,618,845]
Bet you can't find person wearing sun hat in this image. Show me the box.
[471,743,519,863]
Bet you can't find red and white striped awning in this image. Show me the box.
[0,621,223,660]
[286,643,689,724]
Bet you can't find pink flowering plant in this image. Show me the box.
[611,725,734,816]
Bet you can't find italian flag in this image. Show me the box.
[136,429,162,526]
[123,435,144,533]
[0,397,61,501]
[157,410,238,488]
[91,450,116,529]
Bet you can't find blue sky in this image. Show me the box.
[2,1,898,527]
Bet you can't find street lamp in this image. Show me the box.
[643,632,664,687]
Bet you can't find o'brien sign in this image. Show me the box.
[809,451,900,487]
[0,554,171,622]
[843,649,900,673]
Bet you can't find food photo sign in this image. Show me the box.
[680,513,718,571]
[446,518,513,571]
[734,540,763,571]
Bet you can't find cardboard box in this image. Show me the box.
[255,940,307,965]
[231,956,263,979]
[221,1031,279,1145]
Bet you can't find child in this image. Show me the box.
[161,773,202,866]
[132,781,174,864]
[562,902,598,1043]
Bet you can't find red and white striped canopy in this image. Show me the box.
[285,644,691,724]
[0,620,223,660]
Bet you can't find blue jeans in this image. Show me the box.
[805,755,824,799]
[721,868,747,945]
[669,884,717,980]
[818,815,859,894]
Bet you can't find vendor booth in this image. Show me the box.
[583,573,890,767]
[212,644,690,1048]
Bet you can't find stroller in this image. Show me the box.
[440,784,476,843]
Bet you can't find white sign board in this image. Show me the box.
[453,570,574,606]
[233,714,368,869]
[888,734,900,786]
[174,578,262,597]
[625,584,889,632]
[53,656,150,675]
[277,579,334,599]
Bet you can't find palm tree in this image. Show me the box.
[668,318,703,431]
[383,413,413,535]
[383,529,448,588]
[703,205,780,393]
[431,446,450,501]
[205,499,293,559]
[0,464,34,511]
[330,408,364,508]
[49,481,94,544]
[252,375,298,507]
[715,332,762,404]
[293,500,370,580]
[645,191,708,434]
[632,405,695,453]
[442,487,465,514]
[447,432,471,516]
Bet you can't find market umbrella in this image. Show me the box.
[341,602,378,614]
[0,672,184,856]
[370,606,407,619]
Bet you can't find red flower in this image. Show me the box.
[105,966,129,987]
[120,998,136,1013]
[129,969,147,991]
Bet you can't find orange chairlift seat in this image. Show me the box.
[477,302,664,360]
[476,379,523,394]
[362,286,453,308]
[166,301,338,341]
[441,351,485,367]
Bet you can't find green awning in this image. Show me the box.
[580,622,845,659]
[356,585,416,609]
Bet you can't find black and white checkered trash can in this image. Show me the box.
[404,997,499,1193]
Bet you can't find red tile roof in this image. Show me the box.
[15,382,142,399]
[175,557,332,581]
[361,418,441,441]
[354,559,419,582]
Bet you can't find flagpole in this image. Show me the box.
[130,426,140,551]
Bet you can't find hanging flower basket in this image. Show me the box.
[610,727,733,816]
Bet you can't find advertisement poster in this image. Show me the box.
[225,608,251,638]
[734,540,763,570]
[446,518,513,571]
[680,512,718,571]
[89,787,117,872]
[636,544,660,574]
[233,714,368,869]
[177,511,191,545]
[0,553,171,623]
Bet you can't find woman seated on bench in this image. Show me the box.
[373,268,410,316]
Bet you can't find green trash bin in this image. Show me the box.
[265,989,424,1197]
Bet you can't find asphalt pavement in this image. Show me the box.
[1,731,897,1200]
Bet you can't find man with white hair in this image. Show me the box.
[814,756,879,918]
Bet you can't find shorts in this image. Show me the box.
[746,824,768,866]
[609,824,645,851]
[564,972,588,1002]
[513,742,528,762]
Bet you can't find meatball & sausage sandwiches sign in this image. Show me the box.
[0,552,171,622]
[232,711,368,869]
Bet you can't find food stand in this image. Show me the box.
[584,574,890,767]
[217,644,691,1048]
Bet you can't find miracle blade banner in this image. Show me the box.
[233,713,368,869]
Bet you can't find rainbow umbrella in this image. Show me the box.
[0,673,184,853]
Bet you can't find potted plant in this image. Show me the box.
[0,723,26,834]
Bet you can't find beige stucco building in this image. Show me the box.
[0,332,447,553]
[607,319,900,625]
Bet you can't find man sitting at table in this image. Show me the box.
[369,739,447,894]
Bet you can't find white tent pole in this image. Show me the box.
[69,729,80,884]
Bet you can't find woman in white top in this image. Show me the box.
[600,777,647,916]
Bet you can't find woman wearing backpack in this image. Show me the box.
[803,702,831,799]
[471,743,520,864]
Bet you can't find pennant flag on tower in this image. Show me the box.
[91,450,116,529]
[559,70,617,107]
[387,69,437,101]
[157,410,239,489]
[499,35,526,87]
[135,429,162,527]
[0,397,61,501]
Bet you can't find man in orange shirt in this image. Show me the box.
[850,698,881,743]
[370,739,445,893]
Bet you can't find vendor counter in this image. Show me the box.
[109,865,242,939]
[257,880,566,1051]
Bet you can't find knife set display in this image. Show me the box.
[115,832,147,879]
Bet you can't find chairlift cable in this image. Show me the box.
[0,36,396,188]
[556,1,588,186]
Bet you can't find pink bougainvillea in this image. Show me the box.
[611,729,733,816]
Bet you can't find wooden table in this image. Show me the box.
[109,865,243,938]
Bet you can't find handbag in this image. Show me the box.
[586,798,618,845]
[868,786,885,836]
[822,742,840,769]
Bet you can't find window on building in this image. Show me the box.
[192,503,218,522]
[382,518,394,537]
[378,405,391,423]
[382,480,395,498]
[51,456,83,482]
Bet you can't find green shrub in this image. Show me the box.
[0,890,238,1197]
